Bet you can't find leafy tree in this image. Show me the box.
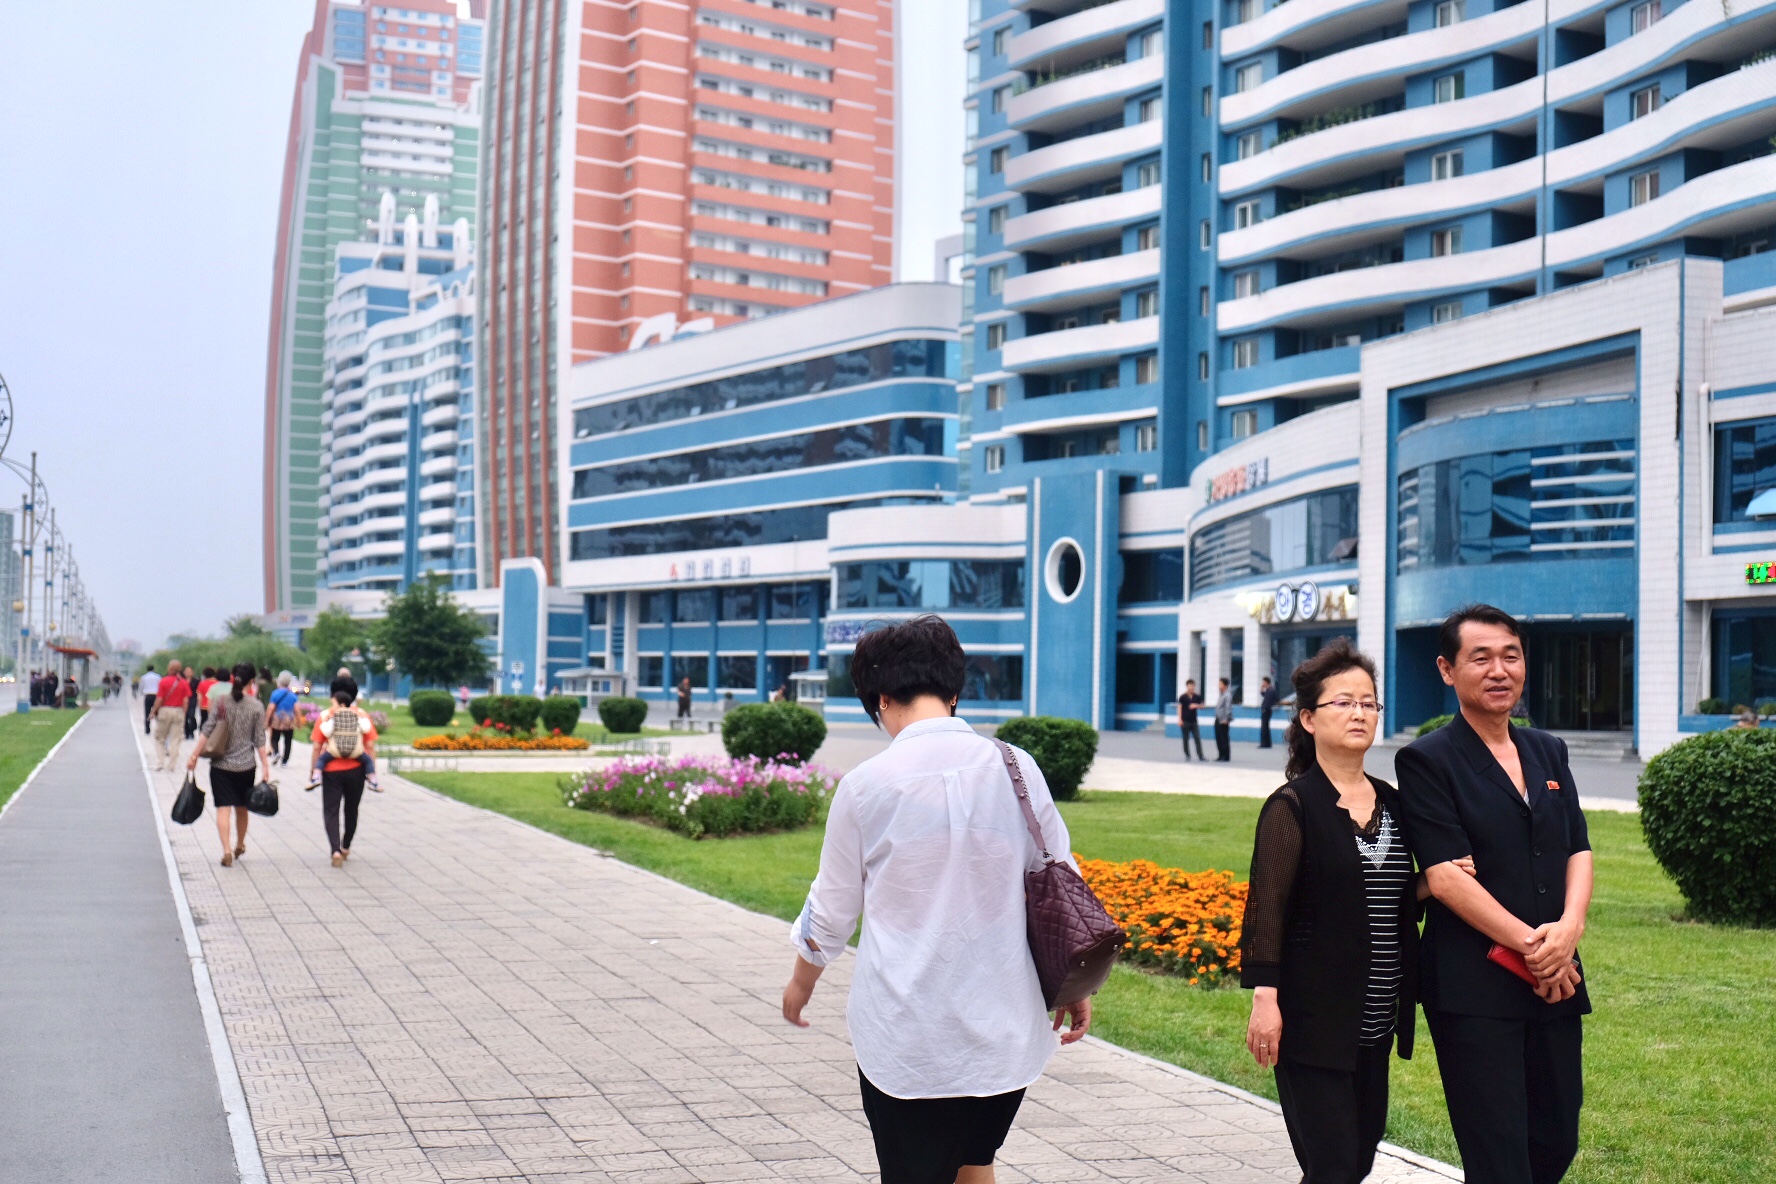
[144,627,308,682]
[372,575,490,688]
[225,614,270,638]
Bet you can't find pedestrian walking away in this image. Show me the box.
[140,664,160,733]
[1395,605,1594,1184]
[1215,677,1235,762]
[308,675,379,868]
[196,667,218,731]
[1259,676,1280,749]
[783,615,1091,1184]
[187,661,272,868]
[266,671,299,766]
[1177,679,1205,760]
[181,665,200,740]
[1241,640,1477,1184]
[150,660,191,771]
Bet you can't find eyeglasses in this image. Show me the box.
[1313,698,1383,715]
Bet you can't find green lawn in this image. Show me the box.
[0,708,87,807]
[406,773,1775,1184]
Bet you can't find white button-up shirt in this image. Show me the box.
[791,716,1076,1099]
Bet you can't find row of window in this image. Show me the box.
[1191,487,1360,595]
[838,560,1027,610]
[569,497,919,561]
[980,421,1159,474]
[828,653,1024,703]
[637,583,823,625]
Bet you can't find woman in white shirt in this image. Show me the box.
[782,615,1090,1184]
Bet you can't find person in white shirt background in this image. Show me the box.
[140,665,162,734]
[782,614,1091,1184]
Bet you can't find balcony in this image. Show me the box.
[420,480,457,501]
[1545,154,1776,271]
[1222,0,1409,60]
[1007,53,1164,135]
[419,507,454,528]
[1005,119,1163,194]
[1003,185,1162,253]
[420,455,455,478]
[1003,249,1160,314]
[421,429,458,452]
[1009,0,1165,72]
[1001,315,1160,373]
[421,403,457,428]
[1216,346,1361,407]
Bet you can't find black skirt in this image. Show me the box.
[857,1068,1025,1184]
[209,765,255,809]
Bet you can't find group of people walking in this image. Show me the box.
[142,661,380,871]
[787,606,1592,1184]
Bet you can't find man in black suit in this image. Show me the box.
[1396,605,1593,1184]
[1257,676,1279,748]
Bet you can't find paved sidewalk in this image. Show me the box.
[138,709,1456,1183]
[0,703,237,1183]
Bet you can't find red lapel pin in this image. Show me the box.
[1546,780,1561,792]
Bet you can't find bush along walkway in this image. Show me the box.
[137,725,1456,1182]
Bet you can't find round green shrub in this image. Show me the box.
[722,701,827,764]
[995,716,1098,802]
[1639,728,1776,926]
[540,694,582,735]
[408,689,455,727]
[598,696,649,734]
[1696,697,1728,715]
[488,694,543,733]
[1416,713,1455,737]
[468,695,494,726]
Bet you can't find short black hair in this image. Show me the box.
[849,614,967,727]
[1438,603,1523,664]
[330,675,359,706]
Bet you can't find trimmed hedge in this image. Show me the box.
[598,696,649,734]
[493,694,543,733]
[1696,697,1728,715]
[1414,712,1532,737]
[721,701,827,765]
[469,695,493,726]
[540,694,582,735]
[408,689,455,727]
[1639,728,1776,926]
[995,716,1098,802]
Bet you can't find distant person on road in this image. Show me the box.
[1215,678,1235,762]
[783,615,1089,1184]
[151,660,190,771]
[62,675,78,708]
[188,662,271,868]
[676,676,693,720]
[140,665,161,733]
[457,684,471,713]
[196,667,219,731]
[309,675,378,868]
[182,665,200,740]
[1177,679,1206,760]
[1259,677,1280,749]
[266,671,300,767]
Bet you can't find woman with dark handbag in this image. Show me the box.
[1240,639,1474,1184]
[187,662,272,867]
[781,616,1093,1184]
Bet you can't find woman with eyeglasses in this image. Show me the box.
[1238,638,1473,1184]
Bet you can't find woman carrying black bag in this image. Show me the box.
[187,661,272,868]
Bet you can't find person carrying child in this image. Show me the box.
[307,675,379,868]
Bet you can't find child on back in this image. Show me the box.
[307,686,380,791]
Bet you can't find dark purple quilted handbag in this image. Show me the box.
[995,740,1127,1008]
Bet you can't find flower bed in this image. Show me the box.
[1077,858,1247,985]
[413,729,590,751]
[563,755,834,839]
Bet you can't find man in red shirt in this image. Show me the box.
[152,660,192,771]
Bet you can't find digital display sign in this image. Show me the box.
[1746,561,1776,585]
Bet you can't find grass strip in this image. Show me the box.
[0,708,87,808]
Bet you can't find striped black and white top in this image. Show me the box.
[1356,804,1414,1045]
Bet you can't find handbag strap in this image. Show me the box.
[993,739,1056,866]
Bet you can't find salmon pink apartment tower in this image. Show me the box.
[476,0,899,584]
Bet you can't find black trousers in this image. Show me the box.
[1426,1010,1583,1184]
[270,728,294,763]
[1180,719,1204,759]
[143,693,156,733]
[321,766,367,855]
[1259,708,1274,748]
[1274,1041,1391,1184]
[857,1069,1024,1184]
[1214,720,1232,760]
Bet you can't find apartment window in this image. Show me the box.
[1232,337,1260,369]
[1136,355,1159,384]
[1234,270,1260,298]
[1230,0,1258,23]
[1136,160,1162,187]
[1200,152,1212,181]
[1631,84,1662,120]
[1135,290,1159,317]
[1235,62,1263,92]
[1140,96,1162,122]
[1431,150,1465,180]
[1234,199,1262,229]
[1197,420,1210,450]
[989,146,1008,173]
[1431,300,1463,323]
[623,196,633,212]
[1137,224,1160,250]
[1628,253,1660,269]
[985,381,1006,410]
[1136,422,1159,452]
[1630,169,1660,206]
[992,26,1009,55]
[1237,130,1263,159]
[1199,352,1211,380]
[1199,285,1211,315]
[1202,85,1213,116]
[1099,433,1123,456]
[1631,0,1661,33]
[1231,409,1259,439]
[1200,219,1213,249]
[1203,21,1214,48]
[1434,0,1466,25]
[988,204,1007,235]
[1431,225,1464,256]
[992,85,1011,113]
[1433,72,1465,103]
[1140,29,1163,57]
[987,264,1006,295]
[984,444,1005,473]
[986,321,1008,349]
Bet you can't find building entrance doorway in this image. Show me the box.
[1528,626,1633,731]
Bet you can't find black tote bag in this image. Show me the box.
[170,775,206,825]
[247,780,280,817]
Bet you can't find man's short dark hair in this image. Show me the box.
[849,614,967,727]
[1438,603,1523,664]
[330,675,359,706]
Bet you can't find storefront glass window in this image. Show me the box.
[837,561,1026,609]
[1714,418,1776,523]
[1190,487,1359,595]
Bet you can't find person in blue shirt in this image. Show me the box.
[266,671,301,767]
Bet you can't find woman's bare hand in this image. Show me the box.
[1052,997,1091,1045]
[1247,987,1283,1068]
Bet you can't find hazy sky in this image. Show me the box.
[0,1,965,653]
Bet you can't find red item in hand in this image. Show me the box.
[1487,943,1540,987]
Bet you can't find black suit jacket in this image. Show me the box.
[1395,712,1592,1020]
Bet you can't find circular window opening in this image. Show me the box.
[1045,538,1086,604]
